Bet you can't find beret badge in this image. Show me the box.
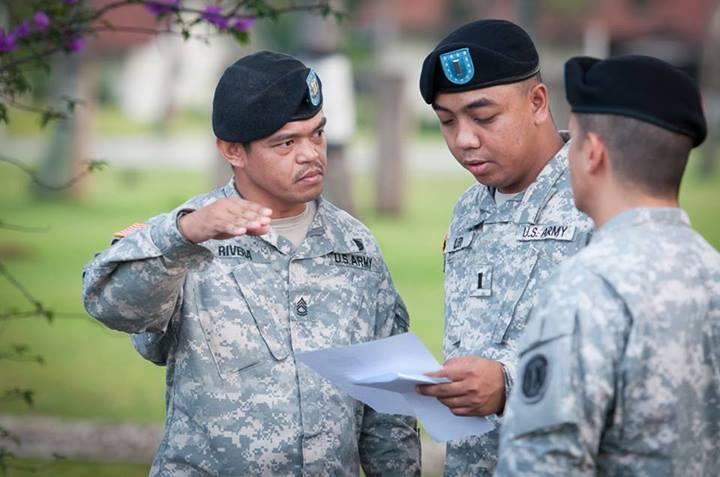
[306,70,321,106]
[440,48,475,85]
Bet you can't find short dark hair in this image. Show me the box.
[575,113,692,197]
[515,72,542,93]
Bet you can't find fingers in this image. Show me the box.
[447,407,478,417]
[245,224,271,236]
[416,381,466,398]
[214,199,272,237]
[424,369,448,378]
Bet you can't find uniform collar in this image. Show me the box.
[513,134,571,224]
[222,178,358,258]
[595,207,690,240]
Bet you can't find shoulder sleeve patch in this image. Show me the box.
[112,223,146,239]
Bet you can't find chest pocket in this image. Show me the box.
[491,245,539,344]
[193,261,289,388]
[289,254,382,350]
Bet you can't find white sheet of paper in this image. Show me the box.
[296,332,494,442]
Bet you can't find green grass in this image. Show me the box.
[0,153,718,430]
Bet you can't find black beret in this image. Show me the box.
[212,51,323,143]
[565,55,706,147]
[419,19,540,104]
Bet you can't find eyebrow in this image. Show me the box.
[432,97,497,113]
[269,116,327,143]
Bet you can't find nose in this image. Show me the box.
[454,120,481,150]
[296,138,321,163]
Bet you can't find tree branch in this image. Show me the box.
[0,262,52,323]
[0,155,107,191]
[0,221,49,233]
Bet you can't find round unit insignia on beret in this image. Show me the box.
[521,354,549,403]
[306,69,321,106]
[212,50,323,144]
[440,48,475,85]
[419,19,540,104]
[564,55,707,147]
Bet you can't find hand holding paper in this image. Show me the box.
[417,355,507,417]
[296,332,494,442]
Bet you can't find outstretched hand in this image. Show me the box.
[178,197,272,243]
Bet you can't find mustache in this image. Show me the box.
[293,163,325,182]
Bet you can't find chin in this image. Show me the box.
[297,188,322,203]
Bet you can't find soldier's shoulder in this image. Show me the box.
[319,199,383,254]
[453,182,485,212]
[541,172,593,230]
[143,188,222,226]
[179,187,225,210]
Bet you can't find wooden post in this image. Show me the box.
[374,72,407,216]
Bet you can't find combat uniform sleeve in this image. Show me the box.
[82,209,213,334]
[359,264,422,477]
[494,266,630,476]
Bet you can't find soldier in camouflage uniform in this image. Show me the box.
[82,51,420,477]
[496,55,720,476]
[415,19,592,476]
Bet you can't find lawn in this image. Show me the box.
[0,162,475,421]
[0,154,718,474]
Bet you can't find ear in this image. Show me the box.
[528,82,550,124]
[584,132,609,175]
[216,138,247,169]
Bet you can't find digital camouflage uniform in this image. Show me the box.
[496,207,720,476]
[83,179,421,477]
[442,138,593,476]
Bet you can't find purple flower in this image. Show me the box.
[14,21,31,39]
[201,5,228,29]
[0,29,18,53]
[232,17,255,32]
[64,0,80,4]
[144,0,179,15]
[33,11,50,31]
[67,36,84,52]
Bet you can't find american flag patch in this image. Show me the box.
[113,223,146,238]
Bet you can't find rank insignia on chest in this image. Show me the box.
[517,224,576,242]
[470,266,493,297]
[295,297,308,317]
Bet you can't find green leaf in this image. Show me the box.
[87,160,108,172]
[39,110,66,128]
[21,390,34,407]
[231,30,250,44]
[11,344,28,355]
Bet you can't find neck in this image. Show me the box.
[498,125,564,194]
[587,181,678,229]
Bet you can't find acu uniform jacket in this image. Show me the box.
[82,179,421,477]
[442,138,593,476]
